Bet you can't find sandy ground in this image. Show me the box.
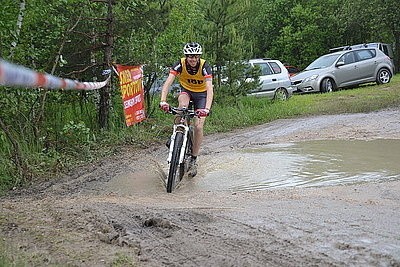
[1,108,400,266]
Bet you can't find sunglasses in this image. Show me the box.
[186,54,200,59]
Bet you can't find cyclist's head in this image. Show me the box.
[183,42,202,56]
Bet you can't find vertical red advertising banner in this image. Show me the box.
[116,65,146,126]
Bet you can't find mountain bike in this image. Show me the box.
[165,105,196,193]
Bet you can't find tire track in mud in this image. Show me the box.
[198,214,337,267]
[92,201,338,266]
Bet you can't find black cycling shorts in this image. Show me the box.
[180,87,207,110]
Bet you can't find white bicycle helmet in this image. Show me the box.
[183,42,202,55]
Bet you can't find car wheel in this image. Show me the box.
[320,78,335,93]
[376,68,391,85]
[274,88,289,101]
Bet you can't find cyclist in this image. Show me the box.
[160,42,214,177]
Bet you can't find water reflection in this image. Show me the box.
[199,139,400,192]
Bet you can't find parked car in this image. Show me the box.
[290,48,394,93]
[329,42,395,72]
[246,58,293,100]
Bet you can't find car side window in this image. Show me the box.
[355,49,376,62]
[269,62,282,74]
[382,45,389,57]
[254,63,273,75]
[339,52,356,65]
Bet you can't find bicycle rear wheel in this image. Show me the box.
[167,132,184,193]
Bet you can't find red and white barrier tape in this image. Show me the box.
[0,58,110,90]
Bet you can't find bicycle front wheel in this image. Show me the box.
[167,132,184,193]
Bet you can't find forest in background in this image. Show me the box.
[0,0,399,190]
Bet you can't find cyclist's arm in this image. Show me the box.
[160,73,176,102]
[205,79,213,110]
[202,61,213,110]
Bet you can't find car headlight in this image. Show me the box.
[303,74,319,83]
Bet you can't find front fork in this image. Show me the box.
[167,123,189,164]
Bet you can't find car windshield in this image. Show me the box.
[305,54,340,70]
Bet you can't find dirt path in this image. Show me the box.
[1,108,400,266]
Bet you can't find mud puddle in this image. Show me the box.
[104,139,400,194]
[186,139,400,192]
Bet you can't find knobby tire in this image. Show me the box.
[167,132,184,193]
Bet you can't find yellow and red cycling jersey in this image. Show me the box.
[169,58,213,93]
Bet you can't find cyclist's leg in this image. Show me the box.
[187,117,204,177]
[192,117,205,156]
[171,90,190,125]
[190,91,207,157]
[178,91,190,108]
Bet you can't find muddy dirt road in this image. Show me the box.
[1,108,400,266]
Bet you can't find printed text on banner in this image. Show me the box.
[116,64,146,126]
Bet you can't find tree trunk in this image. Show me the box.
[9,0,26,59]
[98,0,114,129]
[394,30,400,73]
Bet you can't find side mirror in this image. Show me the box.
[336,61,345,67]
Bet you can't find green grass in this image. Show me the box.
[0,240,25,267]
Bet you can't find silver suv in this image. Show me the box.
[247,58,293,100]
[291,48,394,93]
[330,42,395,72]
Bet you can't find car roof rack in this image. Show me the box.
[330,43,382,53]
[329,45,352,53]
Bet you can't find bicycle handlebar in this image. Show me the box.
[169,106,197,117]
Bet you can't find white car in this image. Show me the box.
[247,58,293,100]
